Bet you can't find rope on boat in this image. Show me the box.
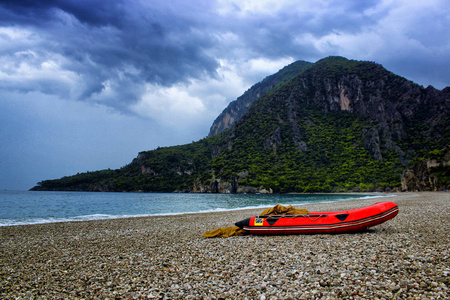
[258,214,328,220]
[307,214,325,221]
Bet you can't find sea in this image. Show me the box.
[0,190,391,227]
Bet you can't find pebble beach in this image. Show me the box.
[1,192,449,299]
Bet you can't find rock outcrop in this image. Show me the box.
[402,149,450,191]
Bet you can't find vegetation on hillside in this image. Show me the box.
[213,108,404,193]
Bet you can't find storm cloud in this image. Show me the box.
[1,0,449,189]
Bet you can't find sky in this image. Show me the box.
[1,0,449,190]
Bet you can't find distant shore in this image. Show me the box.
[1,192,449,299]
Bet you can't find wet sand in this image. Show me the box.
[1,192,449,299]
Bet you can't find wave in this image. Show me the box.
[0,194,394,227]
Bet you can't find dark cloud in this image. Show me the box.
[0,0,221,108]
[0,0,126,27]
[1,0,448,110]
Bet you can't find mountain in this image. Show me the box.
[209,60,312,136]
[31,56,450,193]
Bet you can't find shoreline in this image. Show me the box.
[1,192,392,228]
[1,192,449,299]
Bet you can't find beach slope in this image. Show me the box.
[1,192,449,299]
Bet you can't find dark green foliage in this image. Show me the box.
[212,106,403,193]
[33,169,118,191]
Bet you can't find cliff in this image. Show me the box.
[402,147,450,191]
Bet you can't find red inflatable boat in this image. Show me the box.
[235,201,399,235]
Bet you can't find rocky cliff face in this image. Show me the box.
[192,177,273,194]
[208,60,312,136]
[402,149,450,191]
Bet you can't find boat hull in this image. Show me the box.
[235,201,399,235]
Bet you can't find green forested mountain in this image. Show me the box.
[31,57,450,193]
